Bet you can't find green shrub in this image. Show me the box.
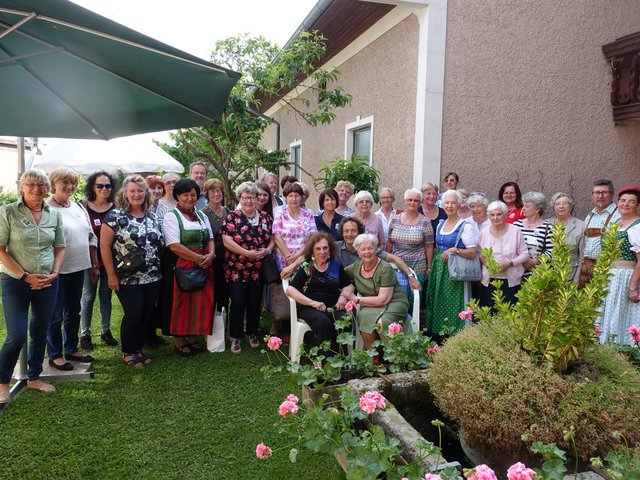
[314,155,381,201]
[0,191,18,205]
[427,320,640,462]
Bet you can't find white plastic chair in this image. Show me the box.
[282,278,312,363]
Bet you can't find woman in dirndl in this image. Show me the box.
[424,189,478,337]
[161,179,215,357]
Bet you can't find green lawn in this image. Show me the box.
[0,298,344,480]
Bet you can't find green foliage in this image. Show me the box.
[471,223,620,373]
[0,191,18,205]
[159,32,351,204]
[372,329,436,374]
[315,155,381,202]
[427,319,640,462]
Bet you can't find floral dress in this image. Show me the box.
[104,209,162,285]
[272,206,316,270]
[221,210,272,283]
[598,219,640,345]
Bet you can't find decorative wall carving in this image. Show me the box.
[603,32,640,122]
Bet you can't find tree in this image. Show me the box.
[314,155,381,202]
[159,32,351,204]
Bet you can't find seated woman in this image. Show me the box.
[478,201,530,308]
[286,232,351,352]
[341,233,409,350]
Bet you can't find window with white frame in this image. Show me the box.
[289,140,302,180]
[345,116,373,165]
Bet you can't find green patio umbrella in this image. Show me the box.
[0,0,241,139]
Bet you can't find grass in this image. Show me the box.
[0,298,344,480]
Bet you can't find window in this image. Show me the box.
[345,116,374,165]
[290,140,302,180]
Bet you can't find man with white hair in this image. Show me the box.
[189,161,208,209]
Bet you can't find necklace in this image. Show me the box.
[27,206,42,212]
[52,197,70,208]
[362,259,379,273]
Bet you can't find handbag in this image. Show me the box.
[447,221,482,282]
[261,253,280,284]
[206,308,226,353]
[116,251,146,278]
[175,267,207,292]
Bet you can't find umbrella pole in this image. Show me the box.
[16,136,25,177]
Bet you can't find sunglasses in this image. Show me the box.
[95,183,112,189]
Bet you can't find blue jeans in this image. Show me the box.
[47,270,85,360]
[80,267,113,336]
[0,273,59,383]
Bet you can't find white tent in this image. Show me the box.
[32,136,184,174]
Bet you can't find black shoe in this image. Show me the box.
[48,358,74,371]
[64,353,95,363]
[80,335,94,351]
[100,330,118,347]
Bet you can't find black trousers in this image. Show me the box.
[479,280,520,311]
[116,281,161,354]
[228,280,263,339]
[297,306,344,353]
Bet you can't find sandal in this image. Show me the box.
[135,351,153,365]
[188,343,204,354]
[123,354,144,368]
[175,345,193,357]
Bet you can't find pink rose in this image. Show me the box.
[267,336,283,351]
[278,400,299,416]
[507,462,537,480]
[359,391,386,414]
[388,323,403,335]
[345,300,357,312]
[255,442,272,460]
[427,344,440,357]
[466,465,498,480]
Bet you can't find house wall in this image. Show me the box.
[263,13,420,209]
[440,0,640,217]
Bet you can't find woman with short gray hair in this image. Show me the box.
[351,190,385,247]
[341,234,409,351]
[468,193,490,232]
[514,191,554,276]
[548,192,584,282]
[375,187,402,244]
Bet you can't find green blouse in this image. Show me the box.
[0,197,65,278]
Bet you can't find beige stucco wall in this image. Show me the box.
[262,14,419,209]
[441,0,640,217]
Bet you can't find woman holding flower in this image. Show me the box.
[286,232,351,352]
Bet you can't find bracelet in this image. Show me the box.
[408,273,416,278]
[630,286,639,292]
[456,248,460,255]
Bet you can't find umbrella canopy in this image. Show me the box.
[32,136,185,174]
[0,0,240,139]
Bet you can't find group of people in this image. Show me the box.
[0,164,638,403]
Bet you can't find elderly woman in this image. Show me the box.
[341,234,409,350]
[513,192,554,276]
[222,182,275,354]
[468,193,491,232]
[155,172,180,223]
[46,167,97,371]
[375,187,402,244]
[457,189,472,219]
[335,180,355,216]
[350,191,385,248]
[286,232,351,352]
[101,175,163,368]
[547,193,585,283]
[499,182,525,224]
[419,182,447,237]
[478,201,530,308]
[201,178,229,312]
[79,171,118,351]
[315,188,344,240]
[598,186,640,345]
[161,179,215,357]
[145,176,165,214]
[261,172,283,207]
[0,170,64,402]
[425,189,479,336]
[386,188,434,296]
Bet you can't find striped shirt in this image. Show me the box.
[388,214,434,275]
[513,219,554,260]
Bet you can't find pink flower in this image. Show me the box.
[458,307,474,321]
[594,326,602,336]
[255,442,272,460]
[388,323,403,335]
[630,325,640,343]
[359,391,386,414]
[267,336,282,351]
[507,462,537,480]
[427,344,440,357]
[345,300,357,312]
[278,400,299,416]
[286,394,299,404]
[466,465,498,480]
[423,474,443,480]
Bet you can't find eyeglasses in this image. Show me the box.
[240,195,256,201]
[592,191,612,196]
[405,198,421,203]
[23,182,47,189]
[380,196,393,201]
[95,183,112,189]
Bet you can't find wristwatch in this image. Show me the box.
[408,273,416,278]
[20,271,29,282]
